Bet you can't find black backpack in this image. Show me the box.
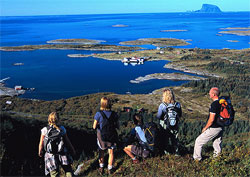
[216,96,235,126]
[143,122,158,152]
[99,111,118,143]
[163,102,180,129]
[43,126,64,154]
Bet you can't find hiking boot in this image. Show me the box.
[98,167,104,175]
[132,159,140,164]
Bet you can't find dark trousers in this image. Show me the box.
[160,127,179,154]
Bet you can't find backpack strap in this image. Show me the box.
[46,125,52,136]
[99,111,113,120]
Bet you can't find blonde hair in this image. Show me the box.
[100,97,112,111]
[48,112,60,130]
[162,88,175,104]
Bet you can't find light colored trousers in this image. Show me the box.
[193,127,223,161]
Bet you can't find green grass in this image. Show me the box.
[73,142,250,176]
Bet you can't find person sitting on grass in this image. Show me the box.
[123,113,150,164]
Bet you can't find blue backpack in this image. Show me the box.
[135,122,158,152]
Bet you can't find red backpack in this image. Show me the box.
[217,96,235,126]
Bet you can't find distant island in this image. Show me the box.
[195,4,222,13]
[119,38,190,47]
[130,73,205,84]
[112,24,129,27]
[219,27,250,36]
[0,38,190,52]
[47,38,105,44]
[160,30,188,32]
[0,43,142,52]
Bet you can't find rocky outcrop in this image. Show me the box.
[130,73,205,84]
[195,4,222,13]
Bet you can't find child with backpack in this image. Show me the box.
[156,88,182,155]
[38,112,76,177]
[93,97,119,175]
[123,113,152,164]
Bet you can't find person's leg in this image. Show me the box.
[98,149,105,165]
[107,148,114,174]
[61,165,73,177]
[97,149,105,174]
[108,148,114,167]
[193,127,222,161]
[170,129,179,154]
[213,129,223,157]
[123,145,135,159]
[164,128,172,154]
[124,145,140,164]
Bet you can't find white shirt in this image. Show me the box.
[41,125,66,136]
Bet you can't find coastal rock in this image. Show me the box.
[195,4,222,13]
[164,63,220,78]
[130,73,205,84]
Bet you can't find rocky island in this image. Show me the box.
[119,38,190,47]
[47,38,105,44]
[219,27,250,36]
[0,43,142,52]
[195,4,222,13]
[161,30,188,32]
[0,38,189,52]
[130,73,205,84]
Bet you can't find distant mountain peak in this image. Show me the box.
[195,4,222,13]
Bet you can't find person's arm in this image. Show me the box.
[156,104,164,120]
[64,134,76,156]
[93,112,100,130]
[93,119,98,130]
[202,113,216,133]
[38,134,45,157]
[179,104,182,118]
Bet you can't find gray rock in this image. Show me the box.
[195,4,222,13]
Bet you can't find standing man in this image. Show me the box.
[193,87,223,161]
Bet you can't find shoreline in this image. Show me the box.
[0,44,142,52]
[130,73,205,84]
[164,63,221,78]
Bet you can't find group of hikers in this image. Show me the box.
[38,87,234,176]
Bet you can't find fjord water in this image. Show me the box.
[1,12,249,100]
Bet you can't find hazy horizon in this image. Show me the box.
[1,0,250,16]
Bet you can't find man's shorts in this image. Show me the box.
[131,145,149,158]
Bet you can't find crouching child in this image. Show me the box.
[123,114,151,164]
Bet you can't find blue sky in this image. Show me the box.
[1,0,250,16]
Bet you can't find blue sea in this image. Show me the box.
[1,12,250,100]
